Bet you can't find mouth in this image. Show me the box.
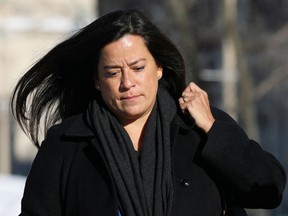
[121,95,140,101]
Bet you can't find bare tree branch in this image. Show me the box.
[254,65,288,101]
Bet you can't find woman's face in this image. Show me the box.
[96,34,163,124]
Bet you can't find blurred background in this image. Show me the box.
[0,0,287,215]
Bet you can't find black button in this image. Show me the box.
[180,178,190,187]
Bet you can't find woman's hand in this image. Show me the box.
[179,82,215,133]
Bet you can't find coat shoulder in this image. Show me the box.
[210,106,236,123]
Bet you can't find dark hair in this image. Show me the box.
[10,9,186,147]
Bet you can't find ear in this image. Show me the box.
[157,66,163,80]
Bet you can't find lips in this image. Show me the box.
[121,95,140,101]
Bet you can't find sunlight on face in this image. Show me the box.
[97,35,163,124]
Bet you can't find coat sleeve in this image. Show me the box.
[200,107,286,209]
[19,125,73,216]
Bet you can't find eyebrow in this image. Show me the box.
[103,58,146,69]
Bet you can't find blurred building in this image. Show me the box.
[0,0,97,175]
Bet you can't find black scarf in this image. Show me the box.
[86,87,177,216]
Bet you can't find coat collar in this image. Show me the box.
[63,113,94,138]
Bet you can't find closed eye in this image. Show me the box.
[105,71,119,77]
[133,66,144,72]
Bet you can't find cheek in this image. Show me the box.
[142,69,159,83]
[135,73,143,79]
[99,82,119,104]
[100,88,115,110]
[100,83,114,97]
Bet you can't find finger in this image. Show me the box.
[186,82,205,93]
[179,94,198,115]
[181,92,188,102]
[179,97,191,114]
[178,97,186,109]
[181,91,202,103]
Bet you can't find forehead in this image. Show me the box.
[101,35,149,55]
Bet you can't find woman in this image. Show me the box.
[11,9,286,216]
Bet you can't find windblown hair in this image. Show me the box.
[10,9,186,147]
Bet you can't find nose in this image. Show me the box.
[120,70,135,90]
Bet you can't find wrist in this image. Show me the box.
[201,118,215,133]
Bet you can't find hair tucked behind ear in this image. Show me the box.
[10,9,186,147]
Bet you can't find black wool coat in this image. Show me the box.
[19,107,286,216]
